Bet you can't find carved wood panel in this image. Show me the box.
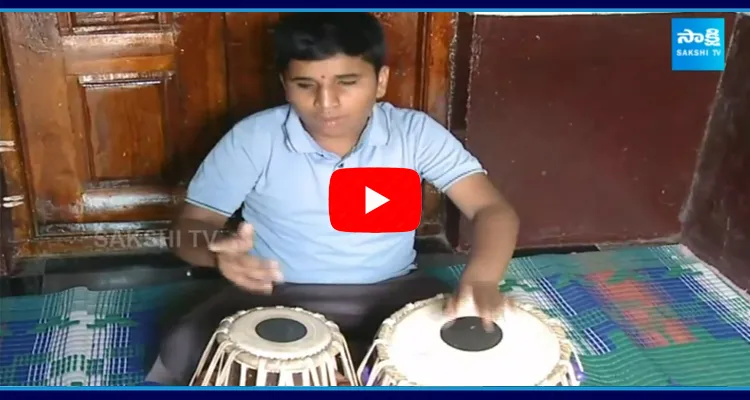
[0,12,456,259]
[2,12,226,241]
[57,12,172,35]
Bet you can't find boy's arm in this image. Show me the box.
[414,113,519,285]
[172,121,268,267]
[414,112,517,321]
[444,174,519,284]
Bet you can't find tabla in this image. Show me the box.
[357,293,584,386]
[190,306,360,386]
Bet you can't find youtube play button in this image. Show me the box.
[329,167,422,233]
[365,187,389,214]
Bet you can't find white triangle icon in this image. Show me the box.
[365,186,389,214]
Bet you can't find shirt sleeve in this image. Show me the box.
[414,113,487,193]
[185,123,266,217]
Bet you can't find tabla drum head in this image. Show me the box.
[382,297,563,386]
[216,307,334,366]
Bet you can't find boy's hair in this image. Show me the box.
[272,13,386,73]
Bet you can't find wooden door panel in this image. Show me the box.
[74,74,169,180]
[373,12,421,108]
[59,12,171,35]
[0,25,30,261]
[2,12,226,236]
[3,13,83,232]
[224,12,285,124]
[171,13,228,183]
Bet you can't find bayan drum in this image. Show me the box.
[190,306,360,386]
[357,293,584,386]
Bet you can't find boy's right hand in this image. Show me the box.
[208,222,284,294]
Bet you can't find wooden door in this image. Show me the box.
[1,12,456,259]
[2,12,227,238]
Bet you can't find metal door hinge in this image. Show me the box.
[0,141,16,153]
[2,195,23,208]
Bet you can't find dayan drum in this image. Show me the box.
[357,293,584,386]
[190,306,360,386]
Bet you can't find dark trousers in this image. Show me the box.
[156,270,451,385]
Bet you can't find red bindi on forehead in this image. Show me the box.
[320,75,327,79]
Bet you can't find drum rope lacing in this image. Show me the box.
[191,307,360,386]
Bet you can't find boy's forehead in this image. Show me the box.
[286,54,375,78]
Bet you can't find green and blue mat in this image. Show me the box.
[2,244,750,386]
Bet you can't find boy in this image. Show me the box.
[146,12,519,385]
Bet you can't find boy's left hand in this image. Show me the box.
[444,280,507,330]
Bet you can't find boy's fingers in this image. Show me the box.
[443,296,457,316]
[236,222,254,239]
[264,260,284,282]
[480,311,496,331]
[245,259,284,282]
[235,277,273,294]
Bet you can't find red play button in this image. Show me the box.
[329,167,422,233]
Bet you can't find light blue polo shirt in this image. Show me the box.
[186,102,486,284]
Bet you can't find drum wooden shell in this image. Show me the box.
[190,306,360,386]
[357,293,584,386]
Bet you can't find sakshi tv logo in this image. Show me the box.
[671,18,725,71]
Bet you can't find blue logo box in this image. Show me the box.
[671,18,725,71]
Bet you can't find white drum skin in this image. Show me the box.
[358,293,584,386]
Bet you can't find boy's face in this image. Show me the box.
[281,54,389,139]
